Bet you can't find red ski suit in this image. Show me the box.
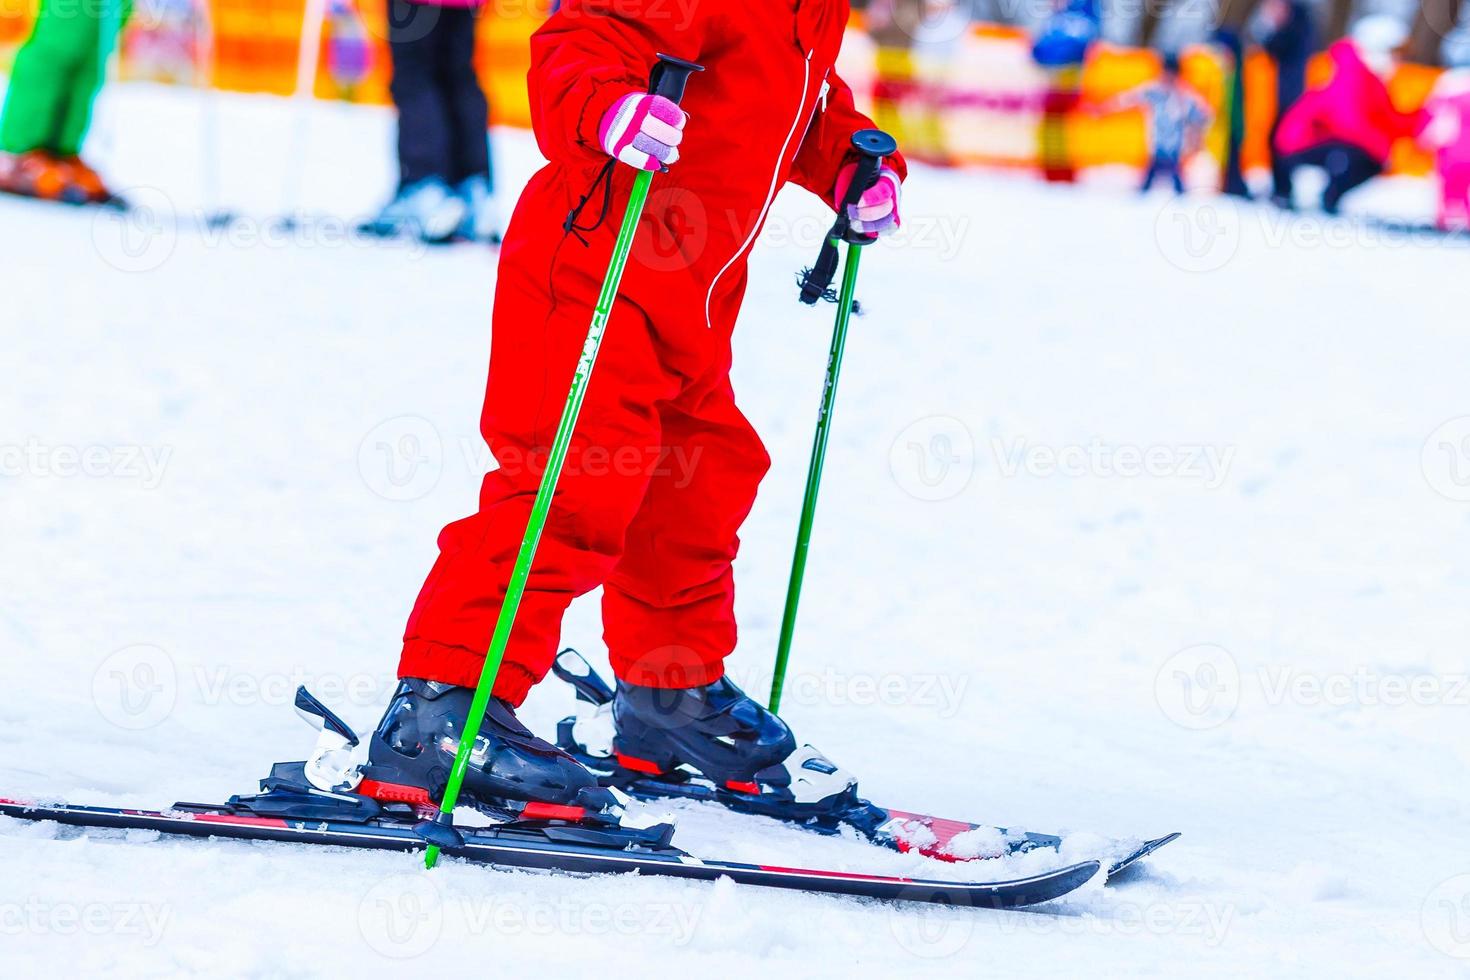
[400,0,906,704]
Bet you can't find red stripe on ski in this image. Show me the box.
[724,780,761,795]
[758,864,915,883]
[893,839,965,863]
[885,809,1006,862]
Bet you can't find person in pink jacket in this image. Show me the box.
[1272,17,1424,213]
[1419,69,1470,230]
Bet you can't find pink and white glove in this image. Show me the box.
[599,92,687,171]
[834,162,902,237]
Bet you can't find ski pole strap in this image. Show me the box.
[797,129,898,306]
[563,55,702,243]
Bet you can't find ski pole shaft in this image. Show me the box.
[770,130,898,715]
[769,245,861,714]
[425,54,703,871]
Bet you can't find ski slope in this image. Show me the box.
[3,81,1469,977]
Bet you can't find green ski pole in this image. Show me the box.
[771,130,898,715]
[421,53,704,870]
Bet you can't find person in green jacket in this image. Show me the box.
[0,0,129,203]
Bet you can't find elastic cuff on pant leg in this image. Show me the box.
[489,663,538,706]
[399,639,539,707]
[609,652,727,690]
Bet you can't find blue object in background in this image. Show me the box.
[1032,0,1101,67]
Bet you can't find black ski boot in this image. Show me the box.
[611,677,799,791]
[359,678,618,821]
[552,650,883,831]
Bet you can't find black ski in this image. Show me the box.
[550,650,1178,879]
[0,796,1098,909]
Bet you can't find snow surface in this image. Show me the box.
[3,80,1470,977]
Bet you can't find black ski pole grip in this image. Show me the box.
[837,129,899,245]
[649,53,705,105]
[799,128,898,304]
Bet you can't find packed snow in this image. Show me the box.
[3,80,1470,977]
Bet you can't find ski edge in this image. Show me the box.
[0,797,1100,910]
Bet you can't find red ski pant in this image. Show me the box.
[399,259,770,705]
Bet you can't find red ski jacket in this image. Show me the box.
[400,0,906,701]
[505,0,907,379]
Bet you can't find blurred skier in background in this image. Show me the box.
[0,0,129,204]
[1272,15,1423,213]
[1418,66,1470,231]
[1097,53,1212,195]
[363,0,500,243]
[1250,0,1315,204]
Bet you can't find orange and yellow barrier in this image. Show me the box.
[0,2,1445,176]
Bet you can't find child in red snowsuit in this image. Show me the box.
[399,0,906,706]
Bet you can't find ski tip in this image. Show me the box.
[1106,832,1182,879]
[975,858,1102,909]
[1136,832,1182,856]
